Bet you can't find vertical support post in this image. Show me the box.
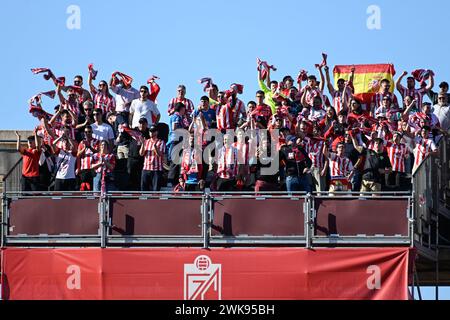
[202,191,210,249]
[99,195,107,248]
[409,196,414,248]
[304,193,313,249]
[435,208,439,301]
[1,193,7,248]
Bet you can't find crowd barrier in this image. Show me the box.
[1,191,413,248]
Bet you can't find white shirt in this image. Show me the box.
[433,104,450,131]
[308,107,326,122]
[56,150,77,180]
[91,123,115,141]
[111,85,140,112]
[130,98,160,128]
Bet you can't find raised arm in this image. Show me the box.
[301,87,308,108]
[56,84,66,105]
[15,131,25,153]
[395,71,408,94]
[34,127,41,151]
[401,99,417,120]
[317,66,325,92]
[88,72,96,94]
[324,66,335,96]
[425,73,435,91]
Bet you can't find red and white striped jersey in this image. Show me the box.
[386,142,408,173]
[332,87,352,114]
[398,86,427,110]
[92,92,116,115]
[78,139,99,170]
[371,92,399,111]
[143,138,166,171]
[217,145,238,179]
[92,153,116,174]
[217,104,236,131]
[233,98,246,121]
[307,139,325,169]
[328,152,354,179]
[168,97,194,117]
[63,99,80,116]
[413,136,437,173]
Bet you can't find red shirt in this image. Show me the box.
[20,148,41,177]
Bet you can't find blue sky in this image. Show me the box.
[0,0,449,299]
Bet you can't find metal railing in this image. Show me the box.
[1,158,22,194]
[412,135,449,257]
[1,191,414,248]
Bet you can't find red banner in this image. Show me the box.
[1,247,413,300]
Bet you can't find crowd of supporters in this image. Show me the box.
[17,60,450,194]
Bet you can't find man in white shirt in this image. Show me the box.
[433,93,450,132]
[110,76,139,112]
[91,108,115,147]
[129,85,161,129]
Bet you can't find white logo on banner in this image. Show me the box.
[366,265,382,290]
[66,265,81,290]
[184,255,222,300]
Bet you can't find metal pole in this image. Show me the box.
[1,193,6,248]
[435,206,439,300]
[100,195,107,249]
[202,192,210,249]
[305,193,312,249]
[414,268,422,301]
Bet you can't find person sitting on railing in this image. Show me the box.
[15,129,41,192]
[51,133,78,191]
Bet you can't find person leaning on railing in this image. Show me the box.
[15,129,41,192]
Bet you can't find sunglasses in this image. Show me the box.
[99,83,106,87]
[85,131,92,134]
[140,90,148,93]
[84,108,93,111]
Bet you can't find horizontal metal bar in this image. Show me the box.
[312,236,411,245]
[107,237,204,245]
[209,239,307,245]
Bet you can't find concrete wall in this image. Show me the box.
[0,130,32,177]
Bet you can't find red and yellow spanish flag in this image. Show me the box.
[333,64,396,105]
